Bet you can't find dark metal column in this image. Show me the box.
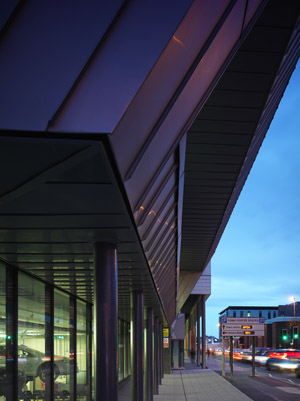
[197,303,201,367]
[131,290,144,401]
[161,325,164,378]
[93,242,118,401]
[145,308,153,401]
[159,322,164,384]
[158,322,162,384]
[201,296,206,369]
[153,317,159,394]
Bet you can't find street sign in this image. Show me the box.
[221,317,265,336]
[221,325,264,330]
[222,317,265,324]
[222,330,264,336]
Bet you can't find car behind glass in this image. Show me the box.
[0,344,69,382]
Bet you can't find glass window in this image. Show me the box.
[121,320,130,379]
[247,311,251,317]
[259,311,262,318]
[233,311,236,317]
[54,289,70,396]
[91,306,95,400]
[118,319,124,381]
[118,319,130,381]
[268,312,271,319]
[18,273,46,399]
[126,320,130,377]
[0,264,92,400]
[240,311,243,317]
[77,300,87,399]
[0,265,6,400]
[273,312,276,318]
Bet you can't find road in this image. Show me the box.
[206,356,300,401]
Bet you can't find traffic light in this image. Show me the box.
[293,326,299,339]
[282,329,288,341]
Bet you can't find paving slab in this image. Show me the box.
[153,370,253,401]
[119,367,253,401]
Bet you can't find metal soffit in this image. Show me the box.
[180,0,300,274]
[0,136,165,323]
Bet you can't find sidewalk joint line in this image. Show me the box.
[180,371,188,401]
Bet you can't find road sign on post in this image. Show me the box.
[221,317,265,337]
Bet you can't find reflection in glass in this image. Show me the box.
[77,300,87,399]
[18,273,46,399]
[92,306,95,400]
[118,319,124,381]
[54,289,70,396]
[125,320,130,379]
[0,265,91,400]
[0,265,6,399]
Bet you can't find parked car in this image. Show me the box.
[266,349,300,372]
[0,367,27,395]
[0,344,70,382]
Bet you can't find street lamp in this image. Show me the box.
[290,296,296,318]
[289,297,298,350]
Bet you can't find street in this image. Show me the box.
[206,356,300,401]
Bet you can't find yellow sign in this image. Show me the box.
[242,325,252,329]
[163,328,169,337]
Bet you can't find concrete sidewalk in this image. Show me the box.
[155,370,252,401]
[118,364,253,401]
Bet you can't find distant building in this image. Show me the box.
[220,304,300,349]
[278,302,300,317]
[219,305,279,320]
[219,306,279,348]
[264,316,300,349]
[264,302,300,348]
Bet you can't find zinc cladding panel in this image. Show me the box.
[0,0,19,31]
[186,0,300,273]
[0,0,126,130]
[137,169,177,239]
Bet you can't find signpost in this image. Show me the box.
[221,336,225,376]
[229,336,233,376]
[221,317,265,337]
[221,317,265,377]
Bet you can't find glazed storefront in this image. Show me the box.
[0,262,130,400]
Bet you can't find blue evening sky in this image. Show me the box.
[206,60,300,338]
